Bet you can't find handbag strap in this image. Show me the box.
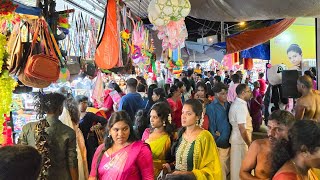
[42,21,58,59]
[45,21,66,67]
[29,19,42,57]
[41,26,50,55]
[28,18,56,60]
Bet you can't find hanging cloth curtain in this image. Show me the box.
[226,18,295,54]
[243,58,253,70]
[95,0,120,70]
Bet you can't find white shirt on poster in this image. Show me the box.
[229,97,253,145]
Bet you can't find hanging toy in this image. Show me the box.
[132,45,143,64]
[173,67,183,74]
[130,18,146,65]
[157,19,188,50]
[121,29,131,54]
[166,59,175,70]
[175,58,184,67]
[58,11,71,35]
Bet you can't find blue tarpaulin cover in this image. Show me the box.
[14,1,41,16]
[240,43,270,60]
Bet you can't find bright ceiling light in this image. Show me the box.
[239,21,246,26]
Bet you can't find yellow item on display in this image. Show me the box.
[194,68,201,74]
[121,30,130,40]
[86,107,100,114]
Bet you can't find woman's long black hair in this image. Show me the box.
[167,84,179,98]
[95,111,138,178]
[270,120,320,178]
[181,77,191,92]
[147,84,158,101]
[153,87,167,103]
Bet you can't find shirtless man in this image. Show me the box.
[295,75,320,121]
[240,110,295,180]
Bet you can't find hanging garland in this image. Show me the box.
[0,0,18,16]
[0,33,17,144]
[0,33,5,74]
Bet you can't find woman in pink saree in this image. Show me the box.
[89,111,154,180]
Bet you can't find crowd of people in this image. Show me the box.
[1,68,320,180]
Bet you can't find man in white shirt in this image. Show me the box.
[228,84,253,180]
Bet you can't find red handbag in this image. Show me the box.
[24,19,60,82]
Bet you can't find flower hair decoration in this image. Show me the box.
[199,114,204,128]
[168,113,172,124]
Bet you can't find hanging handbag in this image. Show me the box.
[24,19,60,82]
[18,72,51,88]
[7,23,22,74]
[19,18,63,88]
[7,22,35,75]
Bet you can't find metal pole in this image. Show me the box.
[221,21,225,42]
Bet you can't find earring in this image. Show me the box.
[196,120,199,126]
[163,121,166,127]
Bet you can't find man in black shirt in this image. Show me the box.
[76,95,107,171]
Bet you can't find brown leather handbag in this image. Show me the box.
[18,72,51,88]
[24,19,60,82]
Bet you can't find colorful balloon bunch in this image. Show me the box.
[157,19,188,50]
